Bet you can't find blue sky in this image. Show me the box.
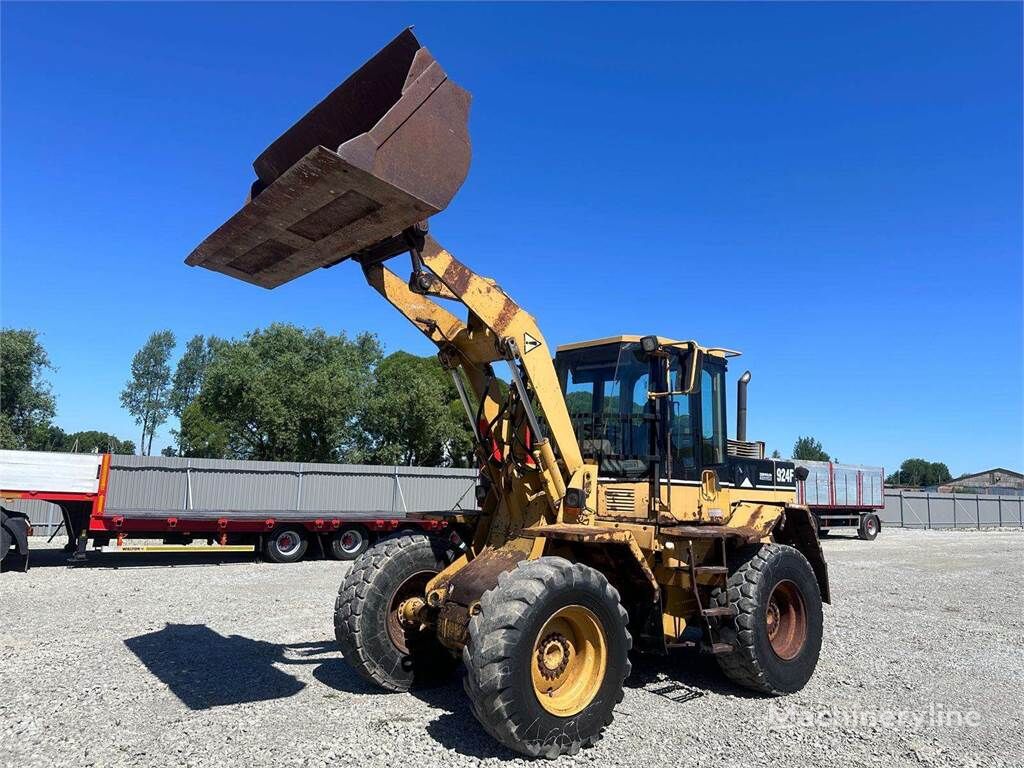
[2,2,1021,474]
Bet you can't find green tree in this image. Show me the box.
[770,449,782,459]
[61,430,136,454]
[120,330,176,455]
[885,459,952,487]
[175,401,230,458]
[165,335,218,456]
[169,335,215,418]
[180,324,381,462]
[361,352,474,466]
[792,435,831,462]
[0,328,57,449]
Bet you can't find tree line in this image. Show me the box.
[120,324,474,466]
[0,325,959,480]
[0,329,136,453]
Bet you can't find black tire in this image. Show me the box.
[330,525,371,560]
[711,543,823,695]
[0,523,12,563]
[858,514,880,541]
[463,557,631,759]
[334,534,456,691]
[263,527,308,563]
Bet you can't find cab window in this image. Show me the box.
[670,359,695,472]
[701,367,726,465]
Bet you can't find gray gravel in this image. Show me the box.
[2,528,1022,767]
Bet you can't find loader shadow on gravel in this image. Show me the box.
[124,624,334,709]
[124,625,752,760]
[625,647,762,700]
[312,659,521,760]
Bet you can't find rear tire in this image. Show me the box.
[711,543,823,695]
[334,534,456,691]
[330,525,371,560]
[858,514,880,541]
[463,557,631,759]
[264,527,308,563]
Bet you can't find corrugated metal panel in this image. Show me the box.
[881,490,1024,529]
[1,499,63,531]
[103,454,476,516]
[106,461,185,511]
[299,470,395,513]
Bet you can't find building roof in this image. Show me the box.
[951,468,1023,485]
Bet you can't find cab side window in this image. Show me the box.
[670,359,695,471]
[701,368,726,465]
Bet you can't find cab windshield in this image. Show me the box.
[555,342,652,479]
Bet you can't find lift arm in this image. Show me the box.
[358,234,583,519]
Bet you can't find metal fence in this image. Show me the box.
[6,454,479,533]
[880,490,1024,530]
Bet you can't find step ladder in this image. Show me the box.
[685,538,735,655]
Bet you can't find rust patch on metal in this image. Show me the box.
[437,601,470,650]
[441,259,473,296]
[436,545,527,651]
[443,545,526,606]
[493,297,518,334]
[520,525,660,598]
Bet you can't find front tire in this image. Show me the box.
[712,543,823,695]
[334,534,455,691]
[858,514,880,541]
[463,557,631,759]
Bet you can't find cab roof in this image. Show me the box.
[555,335,741,358]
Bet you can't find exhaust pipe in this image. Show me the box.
[736,371,751,442]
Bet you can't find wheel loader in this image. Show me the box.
[187,29,830,759]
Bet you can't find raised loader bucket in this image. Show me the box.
[185,29,471,289]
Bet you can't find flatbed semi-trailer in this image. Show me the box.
[1,450,477,567]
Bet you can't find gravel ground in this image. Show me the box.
[2,528,1022,768]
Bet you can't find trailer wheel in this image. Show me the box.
[711,543,823,695]
[330,525,371,560]
[0,522,11,561]
[1,508,31,571]
[264,527,308,563]
[858,514,880,541]
[463,557,632,759]
[334,534,455,691]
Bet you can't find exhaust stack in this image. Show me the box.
[186,29,471,289]
[736,370,751,442]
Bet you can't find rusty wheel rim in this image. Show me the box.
[765,579,807,660]
[385,570,434,654]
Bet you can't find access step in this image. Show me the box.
[700,606,735,618]
[693,566,728,575]
[701,642,734,655]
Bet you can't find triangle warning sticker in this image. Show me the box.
[523,332,541,354]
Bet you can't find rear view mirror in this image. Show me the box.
[674,343,703,394]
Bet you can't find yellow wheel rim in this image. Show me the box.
[531,605,607,717]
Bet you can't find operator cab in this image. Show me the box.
[554,335,794,490]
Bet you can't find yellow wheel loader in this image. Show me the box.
[187,29,830,759]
